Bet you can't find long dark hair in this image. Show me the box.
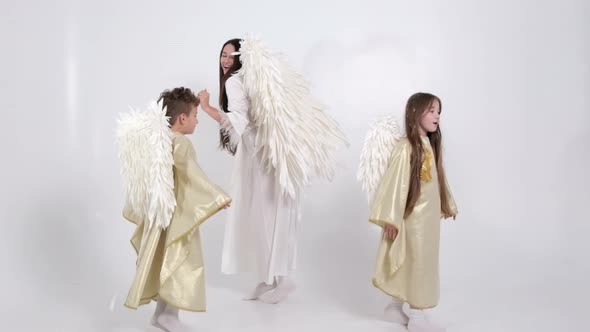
[218,38,242,154]
[403,92,453,218]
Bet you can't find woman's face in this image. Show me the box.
[220,44,236,75]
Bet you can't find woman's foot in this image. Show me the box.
[258,277,296,304]
[243,281,277,300]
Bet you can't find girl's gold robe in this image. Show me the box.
[370,137,457,309]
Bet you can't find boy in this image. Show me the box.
[118,87,231,332]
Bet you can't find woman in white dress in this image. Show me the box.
[199,38,299,304]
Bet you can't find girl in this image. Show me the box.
[368,93,458,332]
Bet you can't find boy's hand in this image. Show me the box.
[384,224,398,240]
[442,213,456,220]
[198,90,210,107]
[223,203,231,209]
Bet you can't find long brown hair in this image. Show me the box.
[218,38,242,154]
[403,92,453,218]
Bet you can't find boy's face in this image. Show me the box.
[176,105,198,135]
[184,105,199,134]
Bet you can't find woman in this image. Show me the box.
[198,38,300,304]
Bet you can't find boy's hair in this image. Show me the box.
[157,87,199,126]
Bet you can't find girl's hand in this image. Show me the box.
[442,214,456,220]
[384,224,398,240]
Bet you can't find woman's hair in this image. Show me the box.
[158,87,199,126]
[403,92,454,218]
[218,38,242,154]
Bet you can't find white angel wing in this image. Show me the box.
[237,35,348,199]
[357,115,402,203]
[116,100,176,230]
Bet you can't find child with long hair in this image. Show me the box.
[367,92,458,332]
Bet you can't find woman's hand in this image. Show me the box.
[198,90,210,108]
[197,89,222,123]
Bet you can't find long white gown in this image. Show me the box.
[219,75,301,285]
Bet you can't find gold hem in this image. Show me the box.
[124,294,207,313]
[372,278,437,310]
[369,218,399,230]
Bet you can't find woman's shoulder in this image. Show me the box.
[225,74,243,87]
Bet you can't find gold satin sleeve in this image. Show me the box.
[369,139,411,279]
[165,135,232,248]
[444,177,458,217]
[369,139,411,229]
[123,134,231,312]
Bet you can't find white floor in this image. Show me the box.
[13,274,584,332]
[3,1,589,329]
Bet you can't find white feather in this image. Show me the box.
[357,115,402,203]
[116,100,176,230]
[237,35,348,199]
[218,110,241,151]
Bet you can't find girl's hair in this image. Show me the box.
[218,38,242,154]
[403,92,454,218]
[158,87,199,126]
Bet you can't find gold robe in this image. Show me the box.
[369,137,457,309]
[123,133,231,312]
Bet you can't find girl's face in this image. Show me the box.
[418,99,441,136]
[220,44,236,75]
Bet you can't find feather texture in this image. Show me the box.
[357,115,402,203]
[116,100,176,230]
[218,110,241,151]
[237,35,348,199]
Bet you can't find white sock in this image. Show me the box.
[406,307,444,332]
[152,303,194,332]
[258,276,296,304]
[409,308,426,321]
[243,281,276,300]
[387,298,404,310]
[150,300,168,326]
[154,300,167,316]
[384,298,408,325]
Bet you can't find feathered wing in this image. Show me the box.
[237,35,348,199]
[357,115,402,203]
[116,100,176,230]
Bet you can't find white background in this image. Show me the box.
[1,0,588,331]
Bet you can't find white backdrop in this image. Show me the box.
[1,0,589,331]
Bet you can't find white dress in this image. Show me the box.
[220,75,301,284]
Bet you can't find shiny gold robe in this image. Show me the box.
[123,133,231,312]
[369,137,457,309]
